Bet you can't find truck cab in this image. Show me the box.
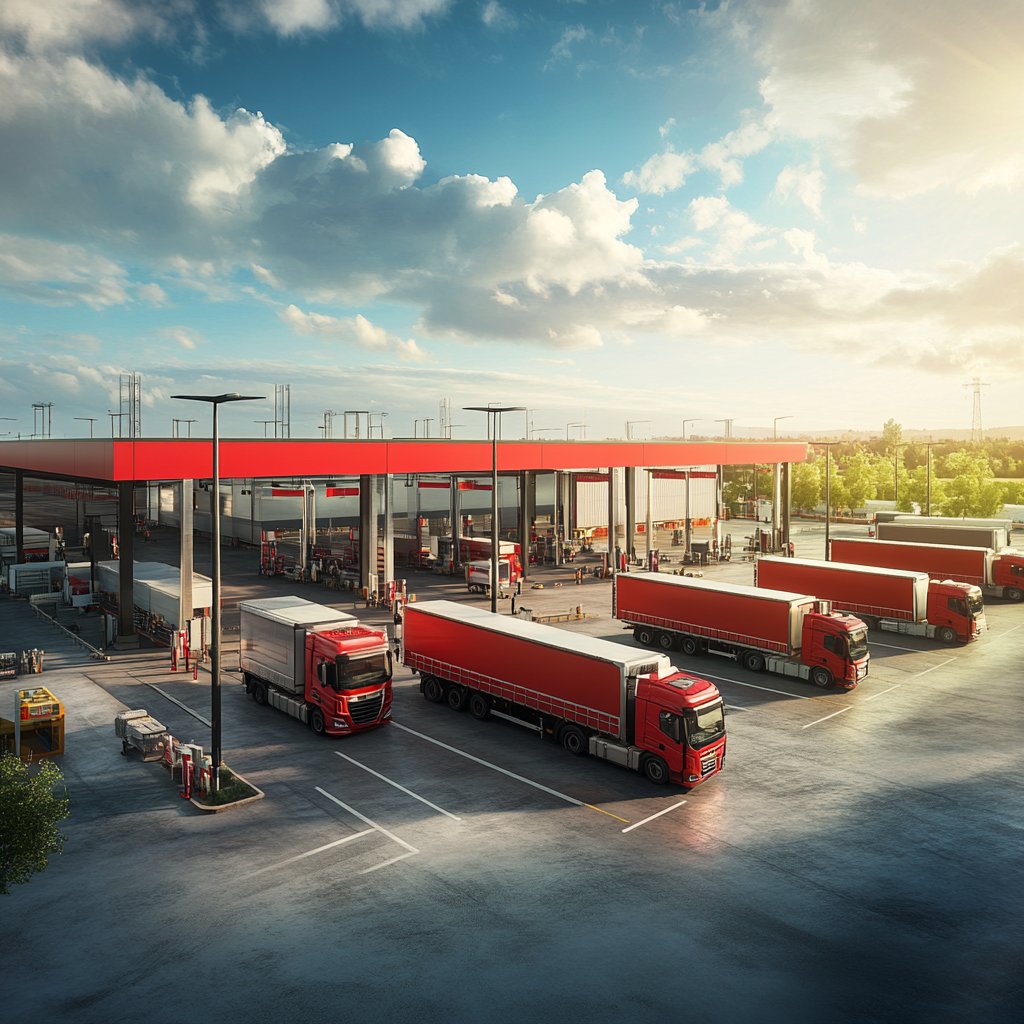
[926,580,986,640]
[305,628,393,735]
[992,552,1024,602]
[801,612,869,689]
[635,671,726,787]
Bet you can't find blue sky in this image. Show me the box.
[1,0,1021,440]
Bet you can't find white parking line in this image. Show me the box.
[724,704,748,712]
[911,657,956,679]
[237,829,376,880]
[691,670,814,700]
[142,681,212,727]
[335,752,462,821]
[801,706,853,729]
[991,623,1023,640]
[869,641,949,654]
[317,787,418,852]
[392,721,584,807]
[361,851,416,874]
[622,800,687,833]
[862,684,901,702]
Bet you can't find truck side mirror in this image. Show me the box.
[386,650,393,679]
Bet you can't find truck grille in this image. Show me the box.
[700,752,718,776]
[348,689,384,725]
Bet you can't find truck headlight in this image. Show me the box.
[333,720,350,730]
[383,708,392,718]
[687,774,700,783]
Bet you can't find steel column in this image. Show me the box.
[14,469,24,564]
[117,480,137,646]
[519,470,530,579]
[179,480,193,645]
[625,467,636,563]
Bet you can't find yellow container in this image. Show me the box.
[0,687,65,761]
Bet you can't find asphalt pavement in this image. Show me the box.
[1,527,1022,1023]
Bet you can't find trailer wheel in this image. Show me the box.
[252,682,267,706]
[423,676,444,703]
[634,627,655,647]
[446,686,469,712]
[309,707,326,735]
[1006,587,1024,602]
[811,666,833,689]
[680,636,700,656]
[657,632,675,651]
[642,755,670,785]
[469,693,491,720]
[561,725,588,756]
[742,650,765,673]
[938,625,958,644]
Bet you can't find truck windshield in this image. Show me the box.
[848,629,868,661]
[967,593,984,616]
[334,653,390,691]
[684,702,725,750]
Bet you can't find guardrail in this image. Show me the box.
[29,602,110,661]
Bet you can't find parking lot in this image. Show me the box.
[2,525,1022,1023]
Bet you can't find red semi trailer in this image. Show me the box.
[755,556,984,644]
[830,537,1024,603]
[403,600,726,787]
[614,572,869,689]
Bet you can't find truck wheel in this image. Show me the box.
[938,625,958,644]
[561,725,588,756]
[1007,587,1024,602]
[642,755,670,785]
[742,650,765,673]
[634,627,654,647]
[811,666,832,689]
[469,693,491,720]
[252,682,267,706]
[681,636,700,656]
[309,708,326,735]
[657,632,675,651]
[446,686,468,712]
[423,676,444,703]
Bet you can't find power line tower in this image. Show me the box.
[964,377,990,443]
[274,384,291,438]
[320,411,337,438]
[32,402,54,438]
[119,373,142,437]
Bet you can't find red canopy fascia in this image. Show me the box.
[0,438,808,484]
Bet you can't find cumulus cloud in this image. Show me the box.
[280,305,431,362]
[774,161,825,216]
[746,0,1024,197]
[622,122,772,195]
[0,235,133,308]
[688,196,769,260]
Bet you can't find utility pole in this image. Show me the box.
[681,419,699,441]
[74,417,97,438]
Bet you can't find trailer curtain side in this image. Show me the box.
[831,538,990,588]
[614,572,814,655]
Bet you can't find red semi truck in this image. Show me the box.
[240,596,393,736]
[614,572,869,689]
[755,556,984,644]
[831,537,1024,603]
[403,600,726,787]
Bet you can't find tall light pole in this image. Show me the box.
[681,418,699,441]
[894,442,911,508]
[74,417,97,438]
[773,415,793,440]
[814,442,838,560]
[172,392,263,791]
[465,405,526,613]
[923,443,933,516]
[625,420,651,440]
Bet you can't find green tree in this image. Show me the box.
[821,457,849,515]
[939,451,1004,517]
[840,453,876,511]
[882,418,902,454]
[904,465,946,513]
[0,753,70,895]
[791,461,821,511]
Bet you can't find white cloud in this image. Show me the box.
[688,196,768,260]
[622,121,771,195]
[0,234,133,308]
[280,305,431,362]
[774,161,825,216]
[480,2,514,29]
[549,25,588,63]
[746,0,1024,197]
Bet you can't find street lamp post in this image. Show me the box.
[681,419,699,441]
[894,442,911,508]
[465,405,526,613]
[814,442,839,560]
[74,417,97,438]
[172,392,263,791]
[773,415,793,440]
